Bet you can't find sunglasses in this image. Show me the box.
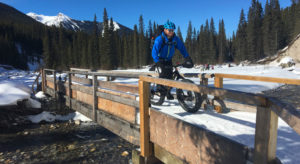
[167,29,174,32]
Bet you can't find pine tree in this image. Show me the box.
[138,15,146,66]
[42,29,52,68]
[132,25,139,67]
[234,9,248,62]
[293,1,300,37]
[247,0,263,61]
[208,18,217,63]
[92,14,99,69]
[217,19,227,63]
[101,8,113,70]
[185,21,193,55]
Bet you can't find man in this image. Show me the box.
[152,20,193,100]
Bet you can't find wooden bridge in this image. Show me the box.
[35,68,300,164]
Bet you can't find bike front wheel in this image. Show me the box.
[150,83,166,106]
[176,79,201,113]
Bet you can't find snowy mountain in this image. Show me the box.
[27,12,132,35]
[27,12,80,31]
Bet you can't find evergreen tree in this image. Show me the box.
[293,1,300,37]
[185,21,193,55]
[42,29,52,68]
[208,18,217,63]
[247,0,264,61]
[217,19,227,63]
[138,15,146,66]
[132,25,139,67]
[92,14,99,69]
[101,8,113,69]
[234,9,248,62]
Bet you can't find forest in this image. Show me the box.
[0,0,300,70]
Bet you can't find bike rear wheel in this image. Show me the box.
[150,83,166,105]
[176,79,201,113]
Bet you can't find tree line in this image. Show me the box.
[1,0,300,70]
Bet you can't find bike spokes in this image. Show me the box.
[176,79,201,113]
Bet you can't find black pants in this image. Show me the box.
[157,61,173,95]
[158,60,173,79]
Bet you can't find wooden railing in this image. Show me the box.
[138,75,300,164]
[41,68,300,164]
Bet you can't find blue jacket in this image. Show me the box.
[152,32,189,63]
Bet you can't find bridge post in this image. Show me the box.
[42,69,45,92]
[214,76,223,113]
[93,74,98,122]
[53,71,57,99]
[68,73,72,109]
[254,100,278,164]
[139,80,152,157]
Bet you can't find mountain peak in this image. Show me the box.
[26,12,79,30]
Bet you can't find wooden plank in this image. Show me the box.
[139,80,152,157]
[46,77,54,83]
[154,144,185,164]
[214,77,223,88]
[65,97,93,119]
[132,149,145,164]
[47,81,54,89]
[98,81,139,94]
[71,84,93,95]
[223,100,257,113]
[254,106,278,164]
[215,73,300,85]
[65,96,140,145]
[70,68,91,72]
[98,88,136,100]
[45,87,55,97]
[96,91,139,108]
[93,75,98,122]
[76,91,94,105]
[44,68,55,72]
[69,84,137,101]
[97,97,137,124]
[268,97,300,135]
[71,75,92,85]
[140,76,267,106]
[96,109,140,145]
[149,108,250,164]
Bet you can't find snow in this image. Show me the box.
[35,91,46,99]
[1,63,300,163]
[108,20,120,31]
[27,111,92,123]
[0,82,30,106]
[0,81,41,108]
[280,56,295,64]
[114,64,300,163]
[151,102,300,164]
[270,56,295,67]
[27,12,79,30]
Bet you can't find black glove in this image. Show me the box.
[149,64,156,71]
[183,56,194,68]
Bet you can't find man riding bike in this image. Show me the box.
[151,20,194,100]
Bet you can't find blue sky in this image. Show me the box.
[0,0,292,39]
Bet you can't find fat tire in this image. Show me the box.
[150,83,166,106]
[176,79,201,113]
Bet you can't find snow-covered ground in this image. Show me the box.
[119,64,300,164]
[1,63,300,163]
